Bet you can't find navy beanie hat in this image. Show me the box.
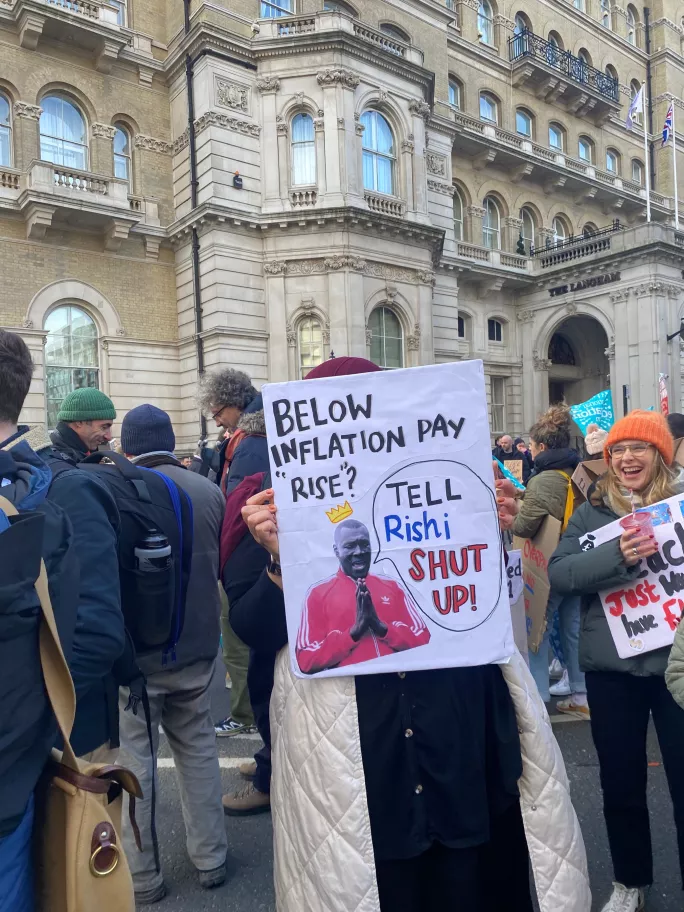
[121,404,175,456]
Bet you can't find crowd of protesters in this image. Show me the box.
[2,325,684,912]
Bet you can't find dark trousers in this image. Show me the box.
[247,649,275,795]
[586,670,684,888]
[375,801,534,912]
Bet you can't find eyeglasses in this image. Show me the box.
[608,443,653,458]
[211,406,226,422]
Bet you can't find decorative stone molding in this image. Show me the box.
[460,0,479,8]
[401,139,415,153]
[134,134,172,154]
[313,118,325,133]
[264,261,287,275]
[300,295,316,312]
[532,349,551,371]
[407,323,421,351]
[14,102,42,120]
[494,14,515,29]
[286,321,296,346]
[655,93,684,111]
[115,327,125,336]
[92,123,116,140]
[365,324,373,345]
[427,179,454,195]
[378,90,389,102]
[337,117,345,127]
[172,130,190,155]
[417,270,435,284]
[651,16,680,33]
[283,257,421,283]
[277,123,289,135]
[467,205,486,218]
[604,337,615,360]
[21,317,33,329]
[426,152,446,176]
[194,112,261,137]
[502,216,522,229]
[322,320,331,345]
[610,288,631,303]
[566,302,578,315]
[256,76,281,93]
[635,281,681,296]
[408,99,431,120]
[317,68,360,88]
[355,122,365,135]
[216,78,250,113]
[517,310,535,323]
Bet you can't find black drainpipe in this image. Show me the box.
[644,7,655,192]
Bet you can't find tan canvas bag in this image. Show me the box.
[0,495,143,912]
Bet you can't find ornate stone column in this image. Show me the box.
[502,216,523,253]
[317,68,360,207]
[408,99,430,219]
[91,123,116,176]
[257,76,282,212]
[264,260,289,381]
[466,205,486,246]
[13,102,42,170]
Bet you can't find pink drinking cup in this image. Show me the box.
[619,511,654,538]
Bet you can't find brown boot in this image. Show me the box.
[239,759,257,780]
[222,782,270,816]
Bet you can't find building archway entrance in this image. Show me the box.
[547,315,609,408]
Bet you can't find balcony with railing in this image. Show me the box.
[533,220,623,268]
[508,30,621,122]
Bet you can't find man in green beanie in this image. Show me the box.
[51,387,116,465]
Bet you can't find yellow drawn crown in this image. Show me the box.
[326,501,354,524]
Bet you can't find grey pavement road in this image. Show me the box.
[143,661,682,912]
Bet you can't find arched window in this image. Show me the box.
[513,12,530,52]
[627,5,638,45]
[260,0,293,18]
[548,333,576,365]
[600,0,611,28]
[482,196,500,249]
[448,78,462,109]
[546,31,563,65]
[44,304,99,429]
[583,222,598,236]
[552,216,568,243]
[478,0,494,45]
[606,147,620,174]
[549,122,565,151]
[457,313,468,339]
[324,0,357,14]
[515,108,533,137]
[360,110,394,195]
[291,113,316,185]
[0,94,10,167]
[488,317,504,342]
[40,96,87,170]
[113,124,131,182]
[520,206,535,253]
[380,23,410,43]
[578,135,593,163]
[605,64,618,82]
[479,92,498,123]
[369,307,404,369]
[298,317,323,378]
[631,158,644,184]
[453,187,464,240]
[578,47,592,67]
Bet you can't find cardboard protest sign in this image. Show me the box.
[506,550,527,660]
[263,361,514,679]
[569,390,615,435]
[504,459,524,485]
[579,495,684,658]
[571,459,605,506]
[513,516,562,653]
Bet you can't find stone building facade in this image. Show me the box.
[2,0,684,447]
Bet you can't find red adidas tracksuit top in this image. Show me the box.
[295,569,431,675]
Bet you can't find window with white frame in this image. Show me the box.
[520,206,535,253]
[490,376,506,433]
[291,113,316,185]
[583,222,598,237]
[457,314,467,339]
[627,5,637,44]
[323,0,357,13]
[479,92,498,123]
[361,110,394,195]
[113,124,131,182]
[448,78,461,109]
[549,122,564,151]
[453,187,464,240]
[516,109,532,137]
[482,196,500,249]
[369,306,404,369]
[107,0,126,25]
[600,0,611,28]
[552,216,568,244]
[0,94,10,167]
[478,0,494,44]
[380,23,410,43]
[298,317,324,378]
[578,135,593,163]
[631,159,643,184]
[260,0,293,17]
[40,95,87,170]
[488,318,504,342]
[606,148,620,174]
[44,305,99,429]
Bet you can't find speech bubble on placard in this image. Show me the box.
[370,458,504,631]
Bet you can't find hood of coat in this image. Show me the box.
[238,393,266,436]
[532,447,580,475]
[0,431,53,511]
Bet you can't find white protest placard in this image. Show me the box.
[579,495,684,658]
[263,360,514,679]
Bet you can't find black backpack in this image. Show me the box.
[79,452,193,659]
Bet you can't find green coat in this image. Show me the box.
[548,499,671,677]
[511,468,571,540]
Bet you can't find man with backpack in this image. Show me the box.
[0,331,80,907]
[117,404,228,904]
[1,339,125,762]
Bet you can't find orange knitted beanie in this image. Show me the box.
[603,409,674,465]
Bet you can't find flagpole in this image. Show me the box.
[643,83,651,223]
[673,103,680,230]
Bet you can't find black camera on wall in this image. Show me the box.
[233,171,243,190]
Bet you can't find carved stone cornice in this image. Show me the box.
[313,118,325,133]
[407,323,422,351]
[408,99,431,120]
[194,112,261,137]
[256,76,281,93]
[655,92,684,110]
[216,78,250,112]
[317,68,360,88]
[267,256,429,284]
[172,130,190,155]
[134,134,172,154]
[264,261,287,275]
[92,123,116,140]
[467,205,486,218]
[517,310,535,323]
[417,270,435,284]
[426,152,446,176]
[14,102,42,120]
[494,14,515,29]
[634,281,681,297]
[610,288,631,303]
[427,179,455,195]
[401,139,415,153]
[277,123,289,135]
[286,321,296,346]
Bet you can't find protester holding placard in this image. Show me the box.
[226,356,590,912]
[511,407,587,716]
[549,410,684,912]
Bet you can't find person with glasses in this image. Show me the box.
[550,410,684,912]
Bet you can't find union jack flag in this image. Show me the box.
[663,101,674,147]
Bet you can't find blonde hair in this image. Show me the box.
[594,450,677,516]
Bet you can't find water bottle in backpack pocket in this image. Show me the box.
[127,529,175,651]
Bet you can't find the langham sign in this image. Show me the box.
[548,272,621,298]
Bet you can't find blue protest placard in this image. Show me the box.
[569,390,615,435]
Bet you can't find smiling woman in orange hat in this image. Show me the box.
[549,409,684,912]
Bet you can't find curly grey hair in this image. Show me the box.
[198,368,257,413]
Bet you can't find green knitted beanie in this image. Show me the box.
[57,388,116,422]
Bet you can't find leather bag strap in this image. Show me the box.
[0,495,80,771]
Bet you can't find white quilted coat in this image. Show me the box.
[270,648,591,912]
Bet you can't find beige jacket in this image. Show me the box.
[270,649,591,912]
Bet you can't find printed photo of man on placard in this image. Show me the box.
[295,517,431,674]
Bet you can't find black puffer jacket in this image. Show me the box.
[224,394,269,495]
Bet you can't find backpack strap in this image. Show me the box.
[554,470,575,533]
[82,451,152,502]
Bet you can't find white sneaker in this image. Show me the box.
[600,883,645,912]
[549,658,564,680]
[549,669,571,697]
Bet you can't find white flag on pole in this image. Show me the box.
[626,84,644,129]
